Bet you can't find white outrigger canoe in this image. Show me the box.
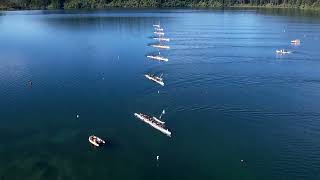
[134,113,171,137]
[151,44,170,49]
[154,32,165,36]
[153,24,160,28]
[155,28,164,31]
[147,55,168,62]
[153,37,170,42]
[276,49,291,54]
[145,74,164,86]
[89,135,106,147]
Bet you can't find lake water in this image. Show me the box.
[0,8,320,180]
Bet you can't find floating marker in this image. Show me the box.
[159,109,165,119]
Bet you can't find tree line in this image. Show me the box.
[0,0,319,9]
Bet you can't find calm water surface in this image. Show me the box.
[0,9,320,180]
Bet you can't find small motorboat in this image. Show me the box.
[291,39,301,45]
[89,135,106,147]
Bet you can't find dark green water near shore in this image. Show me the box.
[0,9,320,180]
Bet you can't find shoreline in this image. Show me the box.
[231,4,320,10]
[0,5,319,12]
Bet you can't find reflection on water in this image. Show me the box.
[0,9,320,180]
[256,8,320,17]
[43,16,172,32]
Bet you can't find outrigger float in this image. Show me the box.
[134,111,171,137]
[145,74,164,86]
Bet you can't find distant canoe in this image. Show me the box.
[151,44,170,49]
[154,32,165,36]
[153,37,170,42]
[276,49,291,54]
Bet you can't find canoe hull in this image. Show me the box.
[134,113,171,137]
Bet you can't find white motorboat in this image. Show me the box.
[291,39,301,45]
[88,135,106,147]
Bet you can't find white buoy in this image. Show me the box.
[241,159,244,163]
[158,90,160,94]
[156,155,159,161]
[76,114,80,118]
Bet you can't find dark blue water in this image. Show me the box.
[0,9,320,180]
